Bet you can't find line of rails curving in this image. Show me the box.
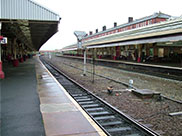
[40,57,160,136]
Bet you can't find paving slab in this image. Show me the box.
[42,112,100,136]
[40,103,78,113]
[40,96,71,104]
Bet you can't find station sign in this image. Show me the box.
[0,37,8,44]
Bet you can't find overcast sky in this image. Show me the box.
[35,0,182,50]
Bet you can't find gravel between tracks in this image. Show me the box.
[43,56,182,136]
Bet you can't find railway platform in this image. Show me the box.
[1,58,45,136]
[1,57,106,136]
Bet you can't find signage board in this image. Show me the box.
[1,37,8,44]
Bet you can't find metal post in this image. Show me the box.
[83,48,86,76]
[14,39,16,59]
[73,31,87,76]
[92,49,95,83]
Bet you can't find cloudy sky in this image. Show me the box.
[35,0,182,50]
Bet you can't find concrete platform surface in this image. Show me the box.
[1,59,45,136]
[36,57,106,136]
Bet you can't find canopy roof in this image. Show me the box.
[61,17,182,51]
[0,0,61,51]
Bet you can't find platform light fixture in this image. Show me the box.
[74,31,87,49]
[74,31,87,76]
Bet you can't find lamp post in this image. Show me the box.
[83,47,86,76]
[92,49,95,83]
[74,31,87,76]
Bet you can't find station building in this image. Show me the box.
[61,12,182,67]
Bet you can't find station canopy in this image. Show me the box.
[0,0,61,51]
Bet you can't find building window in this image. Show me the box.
[150,20,152,24]
[148,20,152,25]
[149,48,154,56]
[158,48,164,57]
[136,24,139,28]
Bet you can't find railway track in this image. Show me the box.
[49,56,182,104]
[40,57,159,136]
[60,55,182,81]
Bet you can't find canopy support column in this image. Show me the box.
[0,22,5,79]
[83,49,87,76]
[12,38,19,67]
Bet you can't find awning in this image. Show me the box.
[87,34,182,49]
[0,0,61,51]
[84,17,182,47]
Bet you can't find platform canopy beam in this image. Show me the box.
[0,0,61,51]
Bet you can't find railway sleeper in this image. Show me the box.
[82,104,100,108]
[119,133,142,136]
[74,96,90,99]
[78,101,95,105]
[72,94,87,97]
[66,90,83,94]
[71,93,88,96]
[94,115,115,121]
[76,98,92,102]
[85,107,104,112]
[101,121,123,127]
[90,111,112,116]
[106,127,132,134]
[68,92,83,95]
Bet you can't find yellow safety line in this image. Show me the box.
[38,58,107,136]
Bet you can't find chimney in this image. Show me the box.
[128,17,133,23]
[103,26,106,31]
[96,29,98,33]
[89,31,93,35]
[114,22,117,27]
